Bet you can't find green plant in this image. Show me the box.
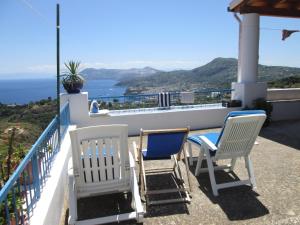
[0,187,24,225]
[61,61,85,93]
[252,98,273,126]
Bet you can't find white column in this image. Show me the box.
[232,13,267,107]
[238,13,259,83]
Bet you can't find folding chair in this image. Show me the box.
[187,110,266,196]
[133,128,192,205]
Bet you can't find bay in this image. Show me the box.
[0,79,126,104]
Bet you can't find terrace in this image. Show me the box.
[60,120,300,225]
[1,0,300,225]
[1,86,299,225]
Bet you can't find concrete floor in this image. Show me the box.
[63,120,300,225]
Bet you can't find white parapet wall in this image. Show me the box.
[270,100,300,121]
[267,88,300,121]
[267,88,300,101]
[60,92,240,135]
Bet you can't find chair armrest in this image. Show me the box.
[67,158,77,223]
[129,152,144,222]
[129,151,136,169]
[68,158,74,178]
[199,135,218,152]
[132,141,139,162]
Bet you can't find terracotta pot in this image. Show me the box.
[20,160,41,185]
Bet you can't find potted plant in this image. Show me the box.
[61,61,85,94]
[252,98,273,126]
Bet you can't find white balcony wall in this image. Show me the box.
[60,92,240,135]
[267,88,300,101]
[267,88,300,121]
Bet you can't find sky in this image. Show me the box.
[0,0,299,79]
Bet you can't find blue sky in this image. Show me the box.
[0,0,299,78]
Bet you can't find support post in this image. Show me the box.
[32,152,40,199]
[231,13,267,107]
[56,4,61,146]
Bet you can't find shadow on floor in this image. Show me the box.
[143,173,190,217]
[64,193,139,224]
[189,162,269,221]
[260,120,300,150]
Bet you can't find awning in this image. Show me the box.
[229,0,300,18]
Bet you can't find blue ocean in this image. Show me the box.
[0,79,126,104]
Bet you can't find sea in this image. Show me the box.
[0,79,126,104]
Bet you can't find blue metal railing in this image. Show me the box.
[60,102,70,137]
[0,102,70,225]
[92,89,232,110]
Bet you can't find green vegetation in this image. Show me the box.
[0,99,56,224]
[0,99,56,163]
[116,58,300,93]
[268,76,300,88]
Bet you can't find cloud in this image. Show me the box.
[23,59,205,74]
[27,64,57,73]
[80,60,203,70]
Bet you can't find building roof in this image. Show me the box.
[229,0,300,18]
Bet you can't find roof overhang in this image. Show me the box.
[229,0,300,18]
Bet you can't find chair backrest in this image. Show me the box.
[141,128,189,159]
[215,111,266,160]
[69,125,130,197]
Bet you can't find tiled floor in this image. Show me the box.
[63,120,300,225]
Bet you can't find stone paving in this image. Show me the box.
[63,120,300,225]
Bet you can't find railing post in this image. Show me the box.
[32,152,40,199]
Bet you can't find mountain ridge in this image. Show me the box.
[116,58,300,93]
[80,57,300,94]
[80,67,161,81]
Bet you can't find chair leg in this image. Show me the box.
[205,150,219,196]
[188,142,193,166]
[195,149,204,176]
[173,155,184,182]
[139,156,147,199]
[245,155,256,188]
[230,157,237,171]
[182,146,192,192]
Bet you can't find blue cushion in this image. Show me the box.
[142,132,186,160]
[218,110,266,144]
[224,110,266,123]
[188,110,266,156]
[82,148,114,158]
[187,132,220,156]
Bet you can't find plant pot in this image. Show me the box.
[222,100,242,108]
[62,81,83,94]
[20,160,41,185]
[8,210,25,225]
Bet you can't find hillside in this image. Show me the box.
[268,76,300,88]
[116,58,300,93]
[0,99,56,161]
[81,67,161,81]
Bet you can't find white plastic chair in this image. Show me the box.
[187,110,266,196]
[68,124,144,225]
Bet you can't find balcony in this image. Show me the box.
[0,88,299,225]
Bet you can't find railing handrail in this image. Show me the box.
[0,116,58,202]
[0,102,70,203]
[60,102,69,114]
[93,89,233,101]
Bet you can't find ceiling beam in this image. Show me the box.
[239,6,300,18]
